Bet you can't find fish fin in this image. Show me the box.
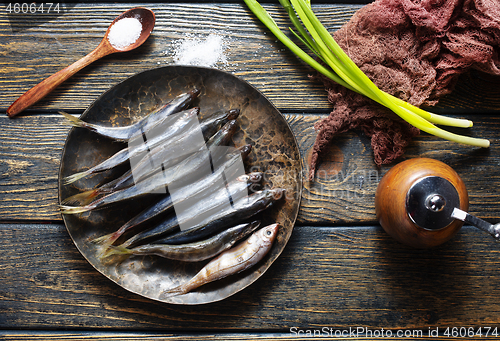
[63,170,92,185]
[58,111,87,128]
[91,234,113,259]
[91,232,115,245]
[159,284,189,299]
[99,245,132,259]
[91,230,124,258]
[107,245,131,255]
[61,189,99,206]
[81,189,101,206]
[97,246,132,264]
[59,204,92,215]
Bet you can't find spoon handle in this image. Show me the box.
[7,40,114,117]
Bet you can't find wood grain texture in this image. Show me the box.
[0,114,71,220]
[1,1,500,337]
[0,3,356,112]
[0,331,494,341]
[1,3,499,113]
[0,113,498,223]
[2,223,500,330]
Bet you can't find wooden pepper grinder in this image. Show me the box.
[376,158,469,248]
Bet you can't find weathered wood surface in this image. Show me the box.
[0,333,494,341]
[1,3,500,113]
[0,333,495,341]
[0,3,357,112]
[1,1,500,339]
[2,223,500,331]
[0,113,499,223]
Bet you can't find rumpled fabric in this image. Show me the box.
[309,0,500,180]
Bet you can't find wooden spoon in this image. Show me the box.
[7,7,155,117]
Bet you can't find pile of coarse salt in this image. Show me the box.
[108,17,142,49]
[169,33,229,68]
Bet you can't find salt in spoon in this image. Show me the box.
[7,7,155,117]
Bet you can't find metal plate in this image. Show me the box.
[58,66,302,305]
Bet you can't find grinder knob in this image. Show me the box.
[375,158,469,248]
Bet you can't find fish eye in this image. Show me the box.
[266,230,272,236]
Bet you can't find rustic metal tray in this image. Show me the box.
[58,66,302,304]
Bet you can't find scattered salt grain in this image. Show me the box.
[170,33,229,68]
[108,17,142,49]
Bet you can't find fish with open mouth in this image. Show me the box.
[159,223,279,298]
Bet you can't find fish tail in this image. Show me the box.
[81,192,101,206]
[90,232,121,259]
[58,111,88,128]
[61,189,99,206]
[90,234,113,258]
[160,274,203,299]
[90,228,125,256]
[100,245,132,259]
[159,284,189,299]
[59,204,93,215]
[91,231,115,245]
[97,246,133,264]
[63,170,91,185]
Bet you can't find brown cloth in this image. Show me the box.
[309,0,500,180]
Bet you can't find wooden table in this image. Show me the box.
[1,1,500,340]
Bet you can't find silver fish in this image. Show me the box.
[118,172,264,248]
[59,89,200,142]
[86,108,240,197]
[160,223,279,298]
[155,188,284,245]
[59,120,239,215]
[62,107,200,185]
[90,145,254,251]
[104,221,261,262]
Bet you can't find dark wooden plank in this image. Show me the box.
[1,3,499,113]
[1,1,499,339]
[0,331,494,341]
[0,113,499,223]
[2,222,500,330]
[0,114,71,220]
[435,70,500,113]
[0,3,356,112]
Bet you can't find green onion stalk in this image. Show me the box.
[244,0,490,148]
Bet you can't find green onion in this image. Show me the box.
[244,0,490,148]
